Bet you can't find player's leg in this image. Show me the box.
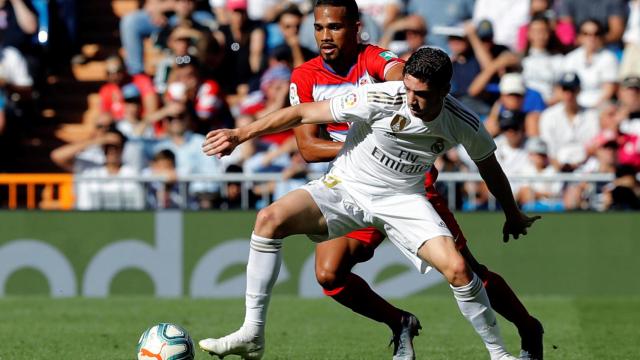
[461,245,544,360]
[315,233,407,331]
[417,236,516,360]
[426,183,544,359]
[378,193,515,360]
[315,234,421,359]
[200,189,327,359]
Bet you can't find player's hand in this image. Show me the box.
[502,212,541,242]
[202,129,240,158]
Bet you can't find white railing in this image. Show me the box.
[72,172,627,211]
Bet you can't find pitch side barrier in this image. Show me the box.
[0,211,638,298]
[66,172,624,211]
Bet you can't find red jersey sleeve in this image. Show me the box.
[362,45,404,81]
[290,67,314,105]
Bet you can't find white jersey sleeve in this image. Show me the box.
[445,96,496,162]
[329,82,404,124]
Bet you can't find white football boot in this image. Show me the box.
[199,328,264,359]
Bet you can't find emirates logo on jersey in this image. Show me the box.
[390,115,408,132]
[431,138,445,154]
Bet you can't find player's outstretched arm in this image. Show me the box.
[202,101,333,158]
[475,154,541,242]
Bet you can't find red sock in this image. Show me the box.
[324,273,404,332]
[479,269,533,331]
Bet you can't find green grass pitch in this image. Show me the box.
[1,296,639,359]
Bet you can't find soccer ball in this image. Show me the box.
[137,323,195,360]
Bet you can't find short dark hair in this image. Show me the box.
[154,149,176,165]
[579,18,605,36]
[314,0,359,23]
[277,4,303,21]
[403,47,453,89]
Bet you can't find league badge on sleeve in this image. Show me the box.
[379,51,398,61]
[289,83,300,105]
[341,92,358,109]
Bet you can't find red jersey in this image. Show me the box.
[289,44,402,142]
[99,74,156,120]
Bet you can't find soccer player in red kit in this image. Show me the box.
[290,1,543,359]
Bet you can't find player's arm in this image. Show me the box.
[475,154,541,242]
[203,101,333,157]
[293,124,343,162]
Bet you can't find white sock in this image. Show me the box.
[451,273,510,360]
[242,232,283,336]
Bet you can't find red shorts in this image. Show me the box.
[345,167,467,249]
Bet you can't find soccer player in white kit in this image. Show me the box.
[200,47,539,360]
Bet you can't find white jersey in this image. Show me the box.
[328,81,496,195]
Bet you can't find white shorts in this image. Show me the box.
[301,173,453,273]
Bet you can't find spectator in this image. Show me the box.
[0,44,33,135]
[484,73,546,137]
[557,0,627,46]
[151,56,231,135]
[210,0,298,24]
[437,26,481,102]
[539,72,600,172]
[355,0,402,30]
[115,83,155,139]
[518,137,565,211]
[493,109,532,195]
[239,63,294,174]
[588,101,640,172]
[472,0,530,50]
[379,15,427,60]
[516,0,575,52]
[218,164,247,210]
[75,129,145,210]
[620,0,640,79]
[50,113,144,172]
[604,165,640,210]
[99,55,159,122]
[0,0,38,51]
[119,0,216,75]
[268,4,315,68]
[618,75,640,136]
[152,109,222,209]
[406,0,474,52]
[216,0,266,96]
[154,24,210,95]
[563,19,618,109]
[143,149,183,209]
[520,15,565,104]
[564,138,618,210]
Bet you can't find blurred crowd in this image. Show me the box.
[11,0,639,211]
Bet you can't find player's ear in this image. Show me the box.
[440,83,451,98]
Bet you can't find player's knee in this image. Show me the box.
[315,266,342,290]
[443,257,471,286]
[254,206,287,238]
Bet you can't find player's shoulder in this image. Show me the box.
[364,81,405,96]
[361,44,399,62]
[292,56,323,77]
[443,95,481,132]
[360,81,405,108]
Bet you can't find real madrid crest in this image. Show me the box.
[431,138,445,154]
[390,115,408,132]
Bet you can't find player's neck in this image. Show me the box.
[421,102,445,123]
[324,48,359,76]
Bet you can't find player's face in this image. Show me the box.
[404,74,448,120]
[313,6,359,63]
